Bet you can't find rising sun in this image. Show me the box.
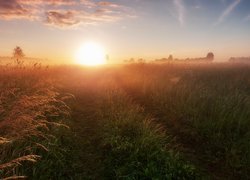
[75,42,107,66]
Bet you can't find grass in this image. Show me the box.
[97,87,197,179]
[0,66,71,179]
[114,63,250,178]
[0,62,250,179]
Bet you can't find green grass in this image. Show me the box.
[98,88,197,179]
[1,63,250,179]
[115,63,250,178]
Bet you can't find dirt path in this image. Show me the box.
[65,90,105,179]
[64,82,214,179]
[63,84,206,179]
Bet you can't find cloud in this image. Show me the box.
[173,0,186,26]
[0,0,32,20]
[18,0,77,5]
[243,14,250,22]
[46,10,80,27]
[98,1,120,8]
[216,0,241,25]
[0,0,135,28]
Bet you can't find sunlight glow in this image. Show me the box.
[75,42,106,66]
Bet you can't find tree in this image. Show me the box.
[13,46,25,65]
[129,58,135,63]
[106,54,109,62]
[138,58,145,63]
[168,54,173,61]
[206,52,214,61]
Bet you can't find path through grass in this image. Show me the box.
[62,76,198,179]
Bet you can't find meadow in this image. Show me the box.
[0,62,250,179]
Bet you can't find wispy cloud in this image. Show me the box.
[18,0,77,6]
[216,0,241,25]
[173,0,186,26]
[0,0,135,28]
[220,0,227,4]
[243,14,250,22]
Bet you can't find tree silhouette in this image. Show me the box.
[129,58,135,63]
[106,54,109,62]
[138,58,144,63]
[168,55,173,61]
[13,46,25,65]
[206,52,214,61]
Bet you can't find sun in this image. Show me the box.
[75,42,107,66]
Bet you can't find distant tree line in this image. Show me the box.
[123,58,146,63]
[155,52,214,62]
[229,57,250,63]
[123,52,214,64]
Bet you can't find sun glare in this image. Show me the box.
[76,42,106,66]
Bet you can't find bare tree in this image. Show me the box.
[13,46,25,65]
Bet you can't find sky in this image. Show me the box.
[0,0,250,64]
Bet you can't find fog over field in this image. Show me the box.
[0,0,250,179]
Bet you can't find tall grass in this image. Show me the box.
[97,86,197,179]
[56,67,198,179]
[0,66,71,179]
[115,63,250,178]
[1,62,249,179]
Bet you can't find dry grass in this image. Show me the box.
[0,66,71,179]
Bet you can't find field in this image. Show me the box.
[1,62,250,179]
